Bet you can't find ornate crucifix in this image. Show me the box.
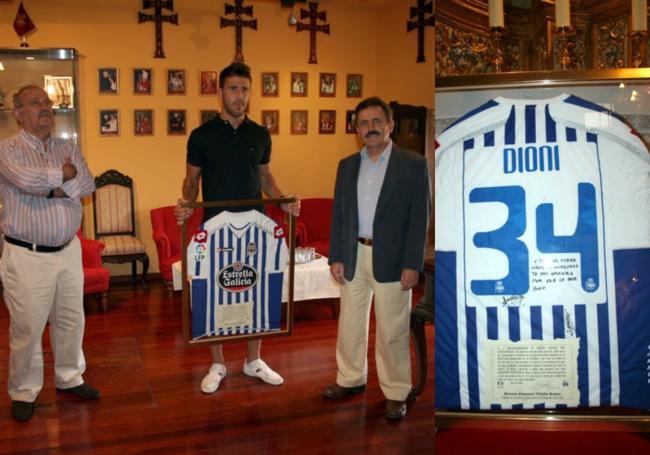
[220,0,257,63]
[138,0,179,58]
[296,2,329,64]
[406,0,434,63]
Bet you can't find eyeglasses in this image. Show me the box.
[19,98,54,109]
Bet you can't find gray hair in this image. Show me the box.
[13,84,44,109]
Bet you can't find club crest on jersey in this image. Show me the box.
[194,230,208,243]
[274,226,284,238]
[247,242,257,256]
[218,261,257,292]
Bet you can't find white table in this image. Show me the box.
[171,256,340,302]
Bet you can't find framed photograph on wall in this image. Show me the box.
[167,69,186,95]
[346,74,362,98]
[168,109,186,135]
[319,72,336,97]
[99,109,119,136]
[261,72,279,97]
[261,110,279,135]
[200,110,219,124]
[134,68,152,94]
[200,70,218,95]
[319,110,336,134]
[98,68,118,94]
[290,72,308,97]
[290,110,308,135]
[43,76,74,109]
[134,109,153,136]
[345,110,357,134]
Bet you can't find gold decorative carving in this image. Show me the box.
[595,19,626,69]
[436,23,520,76]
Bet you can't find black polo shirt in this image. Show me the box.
[187,114,271,221]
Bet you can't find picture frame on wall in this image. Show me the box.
[261,72,279,97]
[345,110,357,134]
[167,69,186,95]
[134,109,153,136]
[290,72,308,97]
[319,110,336,134]
[290,110,308,135]
[99,109,119,136]
[134,68,152,94]
[261,110,279,135]
[200,110,219,124]
[98,68,118,94]
[319,72,336,97]
[346,74,362,98]
[200,70,218,95]
[43,76,74,109]
[168,109,186,135]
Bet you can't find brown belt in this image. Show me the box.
[358,237,373,246]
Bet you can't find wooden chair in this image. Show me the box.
[93,169,149,290]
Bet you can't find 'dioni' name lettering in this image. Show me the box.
[503,145,560,174]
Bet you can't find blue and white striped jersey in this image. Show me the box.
[187,210,288,339]
[435,94,650,410]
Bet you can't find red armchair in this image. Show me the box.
[78,231,110,310]
[264,203,306,248]
[150,205,204,294]
[296,198,333,257]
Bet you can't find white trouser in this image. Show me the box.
[336,243,412,401]
[0,236,86,402]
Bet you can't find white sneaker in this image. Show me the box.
[200,363,227,394]
[243,359,284,385]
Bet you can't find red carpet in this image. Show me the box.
[436,428,650,454]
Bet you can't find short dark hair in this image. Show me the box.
[354,96,393,122]
[219,62,252,88]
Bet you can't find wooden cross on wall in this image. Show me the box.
[220,0,257,63]
[138,0,179,58]
[296,2,329,64]
[406,0,434,63]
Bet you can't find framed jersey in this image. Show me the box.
[436,71,650,414]
[180,198,298,345]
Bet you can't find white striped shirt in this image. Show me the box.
[0,130,95,246]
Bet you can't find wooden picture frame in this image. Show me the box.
[167,69,186,95]
[290,72,308,97]
[345,110,357,134]
[199,70,218,95]
[318,110,336,134]
[134,109,153,136]
[134,68,153,94]
[168,109,186,135]
[261,72,279,97]
[43,75,74,109]
[200,110,219,124]
[290,110,308,135]
[319,72,336,97]
[98,68,118,94]
[261,110,279,135]
[346,74,362,98]
[99,109,119,136]
[180,198,298,346]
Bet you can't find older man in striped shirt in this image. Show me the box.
[0,85,98,422]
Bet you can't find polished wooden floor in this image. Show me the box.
[0,282,435,454]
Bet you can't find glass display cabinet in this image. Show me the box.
[0,47,79,142]
[436,69,650,146]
